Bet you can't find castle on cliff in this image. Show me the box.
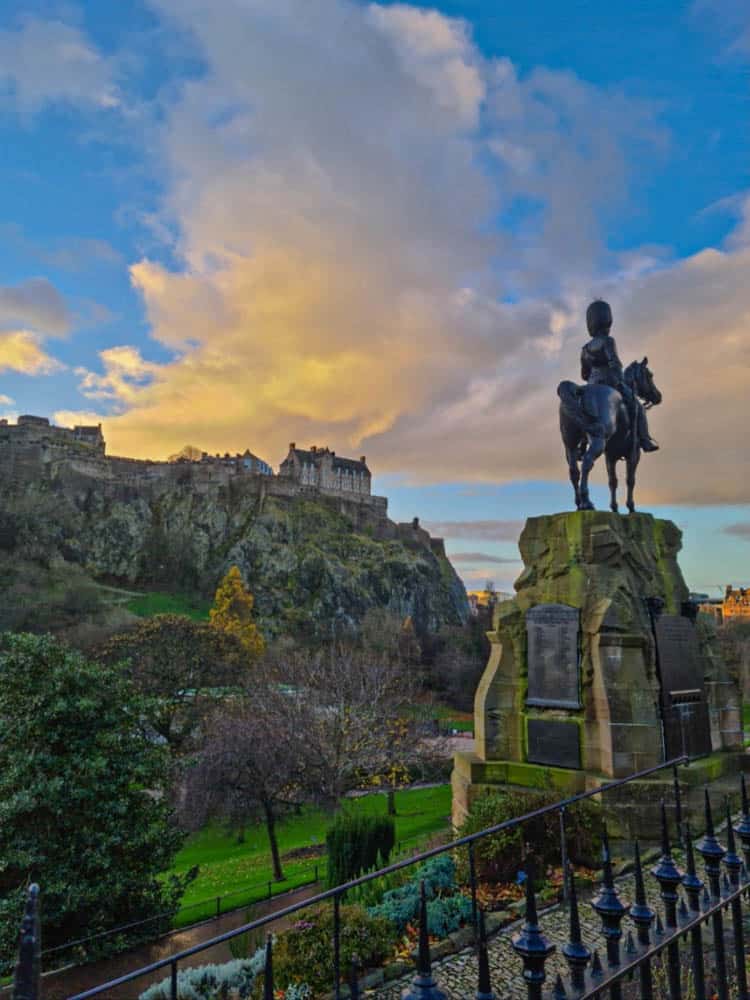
[0,415,455,557]
[0,415,386,515]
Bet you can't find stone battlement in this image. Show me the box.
[0,416,390,519]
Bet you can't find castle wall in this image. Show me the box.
[0,426,389,520]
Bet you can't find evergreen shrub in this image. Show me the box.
[367,855,469,935]
[325,810,395,888]
[454,789,601,885]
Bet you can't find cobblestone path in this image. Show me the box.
[373,863,737,999]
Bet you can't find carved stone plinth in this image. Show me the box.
[451,511,743,839]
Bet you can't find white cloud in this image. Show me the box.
[0,16,119,113]
[0,394,14,406]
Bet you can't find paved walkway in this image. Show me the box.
[373,859,735,999]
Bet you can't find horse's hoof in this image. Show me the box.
[610,504,619,514]
[627,505,636,514]
[581,501,595,511]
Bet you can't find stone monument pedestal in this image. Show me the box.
[451,512,743,840]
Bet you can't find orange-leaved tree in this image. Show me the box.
[209,565,265,658]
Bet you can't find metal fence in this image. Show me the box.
[14,754,750,1000]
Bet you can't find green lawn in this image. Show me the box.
[170,784,451,925]
[431,704,474,733]
[126,591,211,620]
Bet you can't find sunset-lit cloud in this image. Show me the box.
[0,331,62,375]
[33,0,750,509]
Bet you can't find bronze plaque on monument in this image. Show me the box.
[654,614,712,759]
[527,718,581,769]
[526,603,581,709]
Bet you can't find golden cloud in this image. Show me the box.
[58,0,748,505]
[0,331,62,375]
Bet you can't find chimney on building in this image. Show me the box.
[360,456,366,464]
[412,517,420,529]
[289,442,296,451]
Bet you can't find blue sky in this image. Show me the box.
[0,0,748,592]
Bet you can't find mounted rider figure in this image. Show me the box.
[581,299,658,453]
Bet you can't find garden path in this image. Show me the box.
[373,864,730,999]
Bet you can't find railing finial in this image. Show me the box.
[630,842,655,945]
[651,801,683,927]
[511,860,555,998]
[562,867,590,990]
[591,825,629,971]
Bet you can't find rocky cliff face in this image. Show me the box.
[0,467,468,639]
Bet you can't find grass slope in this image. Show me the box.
[171,785,451,926]
[126,591,211,620]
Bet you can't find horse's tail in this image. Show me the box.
[557,380,604,438]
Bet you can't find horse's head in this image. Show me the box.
[625,356,662,406]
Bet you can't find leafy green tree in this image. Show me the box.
[0,633,194,964]
[210,566,265,657]
[97,614,246,754]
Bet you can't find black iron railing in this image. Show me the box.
[9,755,699,1000]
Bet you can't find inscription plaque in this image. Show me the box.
[654,614,711,759]
[527,718,581,769]
[526,603,581,709]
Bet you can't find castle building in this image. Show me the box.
[200,449,272,475]
[2,415,106,454]
[0,418,381,506]
[723,586,750,622]
[279,443,371,495]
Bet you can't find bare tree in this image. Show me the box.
[279,645,442,813]
[180,685,308,881]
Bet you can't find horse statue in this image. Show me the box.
[557,358,662,513]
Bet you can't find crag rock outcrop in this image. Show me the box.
[0,465,468,639]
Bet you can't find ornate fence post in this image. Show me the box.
[651,801,683,1000]
[401,882,447,1000]
[561,867,590,993]
[590,826,629,1000]
[475,909,495,1000]
[511,862,554,1000]
[723,798,748,1000]
[681,822,707,1000]
[630,842,655,1000]
[697,790,728,1000]
[12,884,40,1000]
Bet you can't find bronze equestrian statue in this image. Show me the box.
[558,300,662,513]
